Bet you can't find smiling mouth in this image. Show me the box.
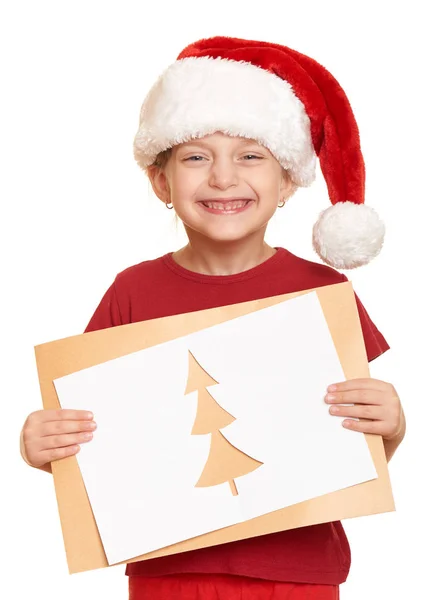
[199,199,253,213]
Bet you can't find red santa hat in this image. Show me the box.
[133,36,385,270]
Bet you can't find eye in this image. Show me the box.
[242,154,263,160]
[184,155,205,161]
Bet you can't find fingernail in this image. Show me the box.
[328,385,337,392]
[325,394,336,402]
[82,432,93,441]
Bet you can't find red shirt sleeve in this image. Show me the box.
[337,273,389,362]
[84,282,123,333]
[353,292,390,362]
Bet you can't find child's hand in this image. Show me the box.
[21,409,96,468]
[325,378,404,441]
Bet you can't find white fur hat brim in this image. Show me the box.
[133,56,316,187]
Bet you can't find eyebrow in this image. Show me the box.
[178,138,264,151]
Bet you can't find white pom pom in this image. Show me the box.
[312,202,385,269]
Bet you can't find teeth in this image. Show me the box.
[205,201,248,210]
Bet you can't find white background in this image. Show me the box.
[1,1,439,598]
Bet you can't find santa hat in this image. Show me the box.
[133,36,385,269]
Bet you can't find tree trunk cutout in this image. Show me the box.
[185,350,263,496]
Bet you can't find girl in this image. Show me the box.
[20,36,406,600]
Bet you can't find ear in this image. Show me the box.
[146,165,170,205]
[280,169,297,201]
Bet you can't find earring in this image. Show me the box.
[278,199,286,208]
[165,201,173,210]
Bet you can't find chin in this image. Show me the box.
[201,229,257,244]
[183,218,267,244]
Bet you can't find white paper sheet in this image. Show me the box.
[54,291,377,565]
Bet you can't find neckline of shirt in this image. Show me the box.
[162,247,289,284]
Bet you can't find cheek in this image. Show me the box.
[253,165,284,195]
[169,172,202,203]
[256,178,283,209]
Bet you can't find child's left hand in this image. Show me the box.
[325,378,404,441]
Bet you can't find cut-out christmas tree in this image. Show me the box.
[185,350,263,496]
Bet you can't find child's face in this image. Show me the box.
[150,132,294,245]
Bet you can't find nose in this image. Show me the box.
[208,158,239,190]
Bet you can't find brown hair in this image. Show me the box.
[153,148,172,170]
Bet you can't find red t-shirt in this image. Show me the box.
[85,248,389,585]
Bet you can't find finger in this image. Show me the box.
[325,389,386,405]
[329,404,385,421]
[327,379,393,393]
[27,409,94,424]
[36,444,82,465]
[39,419,97,437]
[42,409,94,422]
[341,418,390,436]
[38,431,94,451]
